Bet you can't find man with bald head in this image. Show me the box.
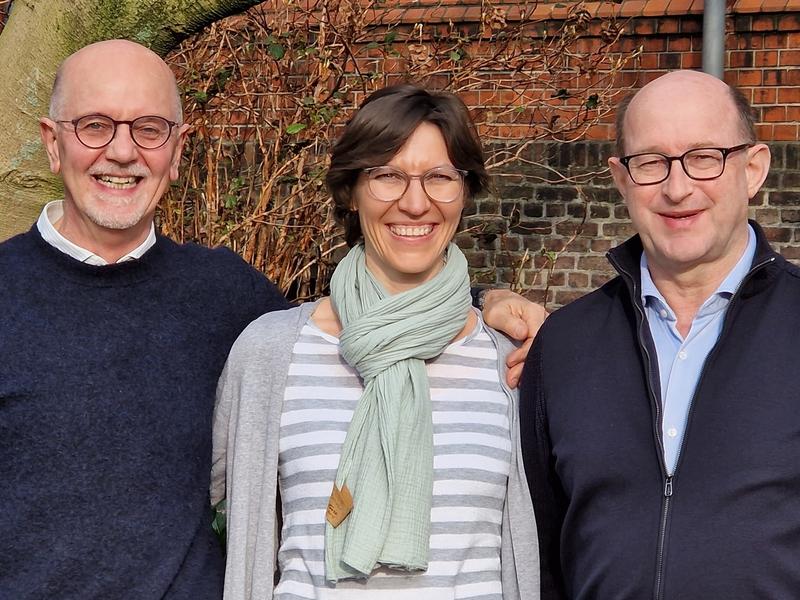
[520,70,800,598]
[0,40,289,598]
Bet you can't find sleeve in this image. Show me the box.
[209,316,286,597]
[519,334,569,600]
[210,359,235,508]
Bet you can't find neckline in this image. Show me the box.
[25,224,164,287]
[306,306,484,349]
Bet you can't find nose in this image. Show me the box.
[396,177,431,216]
[661,158,693,203]
[103,124,139,164]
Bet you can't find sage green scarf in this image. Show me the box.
[325,242,472,581]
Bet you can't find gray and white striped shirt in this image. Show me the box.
[275,315,511,600]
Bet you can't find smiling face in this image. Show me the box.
[39,40,189,254]
[608,71,770,282]
[354,121,464,294]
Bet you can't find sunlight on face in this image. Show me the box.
[354,122,464,294]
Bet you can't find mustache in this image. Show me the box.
[88,164,151,178]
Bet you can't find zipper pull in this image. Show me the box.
[664,477,673,497]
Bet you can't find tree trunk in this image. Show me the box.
[0,0,262,241]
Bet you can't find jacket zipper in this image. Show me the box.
[654,476,673,599]
[611,259,672,600]
[609,252,775,600]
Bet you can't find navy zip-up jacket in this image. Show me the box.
[520,221,800,600]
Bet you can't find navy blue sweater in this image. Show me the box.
[0,226,288,599]
[521,222,800,600]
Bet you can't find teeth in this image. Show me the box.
[96,175,138,189]
[390,225,433,237]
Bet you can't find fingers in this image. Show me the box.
[500,314,529,341]
[482,289,547,341]
[480,289,547,388]
[521,303,548,339]
[505,337,533,389]
[483,304,528,340]
[507,337,533,368]
[482,289,534,340]
[506,362,524,389]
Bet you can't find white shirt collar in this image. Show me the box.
[36,200,156,265]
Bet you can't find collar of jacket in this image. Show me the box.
[605,219,783,303]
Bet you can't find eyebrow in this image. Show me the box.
[626,141,731,155]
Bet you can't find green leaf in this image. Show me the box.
[192,91,208,103]
[215,68,232,89]
[211,500,227,552]
[286,123,307,135]
[269,43,285,60]
[449,50,462,62]
[384,31,397,44]
[585,94,599,109]
[317,106,337,123]
[366,41,380,49]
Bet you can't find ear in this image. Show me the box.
[170,123,191,181]
[744,143,770,199]
[608,156,630,201]
[39,118,61,174]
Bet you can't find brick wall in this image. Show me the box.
[3,1,799,307]
[460,139,800,307]
[450,1,800,307]
[165,0,800,307]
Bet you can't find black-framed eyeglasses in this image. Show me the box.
[55,114,178,149]
[363,165,467,203]
[619,144,753,186]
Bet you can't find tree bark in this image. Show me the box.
[0,0,262,241]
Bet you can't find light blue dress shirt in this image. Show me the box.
[640,225,757,475]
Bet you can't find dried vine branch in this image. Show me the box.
[162,0,638,301]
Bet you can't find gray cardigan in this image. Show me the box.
[211,302,540,599]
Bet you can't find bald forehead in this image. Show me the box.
[616,70,749,155]
[628,70,731,117]
[63,40,171,75]
[50,40,182,121]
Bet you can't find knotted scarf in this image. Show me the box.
[325,242,472,581]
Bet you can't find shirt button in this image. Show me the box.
[659,309,668,319]
[667,427,678,438]
[678,350,688,360]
